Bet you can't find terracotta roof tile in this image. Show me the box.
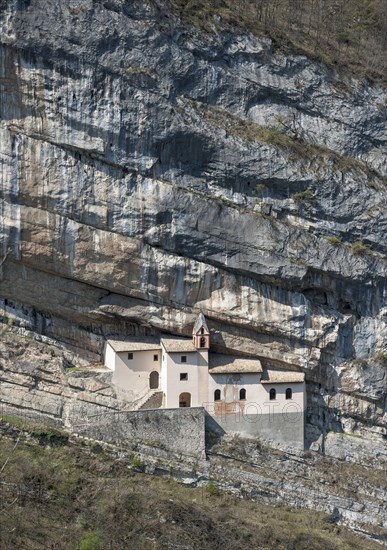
[261,370,305,383]
[107,338,161,352]
[160,337,197,353]
[209,354,263,374]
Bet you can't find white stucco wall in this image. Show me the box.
[260,382,305,414]
[112,349,161,400]
[205,378,305,448]
[162,349,208,408]
[205,373,262,417]
[160,349,168,396]
[205,375,305,416]
[104,342,116,371]
[207,373,261,405]
[106,341,304,427]
[197,350,209,407]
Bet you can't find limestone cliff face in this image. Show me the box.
[0,0,386,446]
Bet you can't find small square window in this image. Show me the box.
[128,353,133,360]
[153,354,158,361]
[181,356,187,363]
[180,373,188,381]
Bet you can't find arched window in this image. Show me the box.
[179,392,191,408]
[200,327,204,334]
[286,388,292,400]
[269,388,276,400]
[200,336,206,348]
[239,388,246,400]
[214,389,221,401]
[149,371,159,390]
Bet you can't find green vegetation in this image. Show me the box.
[67,5,87,16]
[77,530,102,550]
[169,0,387,82]
[327,236,342,246]
[0,415,27,427]
[29,427,69,443]
[184,99,385,182]
[216,436,385,495]
[0,419,382,549]
[191,102,304,152]
[66,366,87,373]
[375,351,387,366]
[130,455,143,469]
[121,66,151,76]
[350,241,373,255]
[204,479,219,496]
[0,416,69,443]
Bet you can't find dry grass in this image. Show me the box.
[184,99,385,183]
[350,241,373,255]
[0,419,383,550]
[168,0,387,83]
[327,236,342,247]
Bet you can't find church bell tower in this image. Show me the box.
[192,313,210,350]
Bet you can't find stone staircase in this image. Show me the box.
[139,391,163,410]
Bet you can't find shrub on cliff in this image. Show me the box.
[169,0,387,82]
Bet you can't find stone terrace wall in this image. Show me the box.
[206,411,304,450]
[0,330,206,459]
[67,405,206,459]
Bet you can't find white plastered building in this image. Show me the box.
[104,314,306,446]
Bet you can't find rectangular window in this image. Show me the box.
[180,373,188,381]
[153,354,158,361]
[181,356,187,363]
[128,353,133,360]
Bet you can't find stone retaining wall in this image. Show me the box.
[67,404,206,459]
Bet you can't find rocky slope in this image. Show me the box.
[0,0,386,448]
[1,424,385,550]
[0,329,386,544]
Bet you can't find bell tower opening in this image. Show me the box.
[192,312,210,350]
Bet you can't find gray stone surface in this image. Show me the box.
[0,329,205,458]
[70,405,206,459]
[206,411,304,449]
[1,330,386,542]
[0,0,386,448]
[205,437,387,544]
